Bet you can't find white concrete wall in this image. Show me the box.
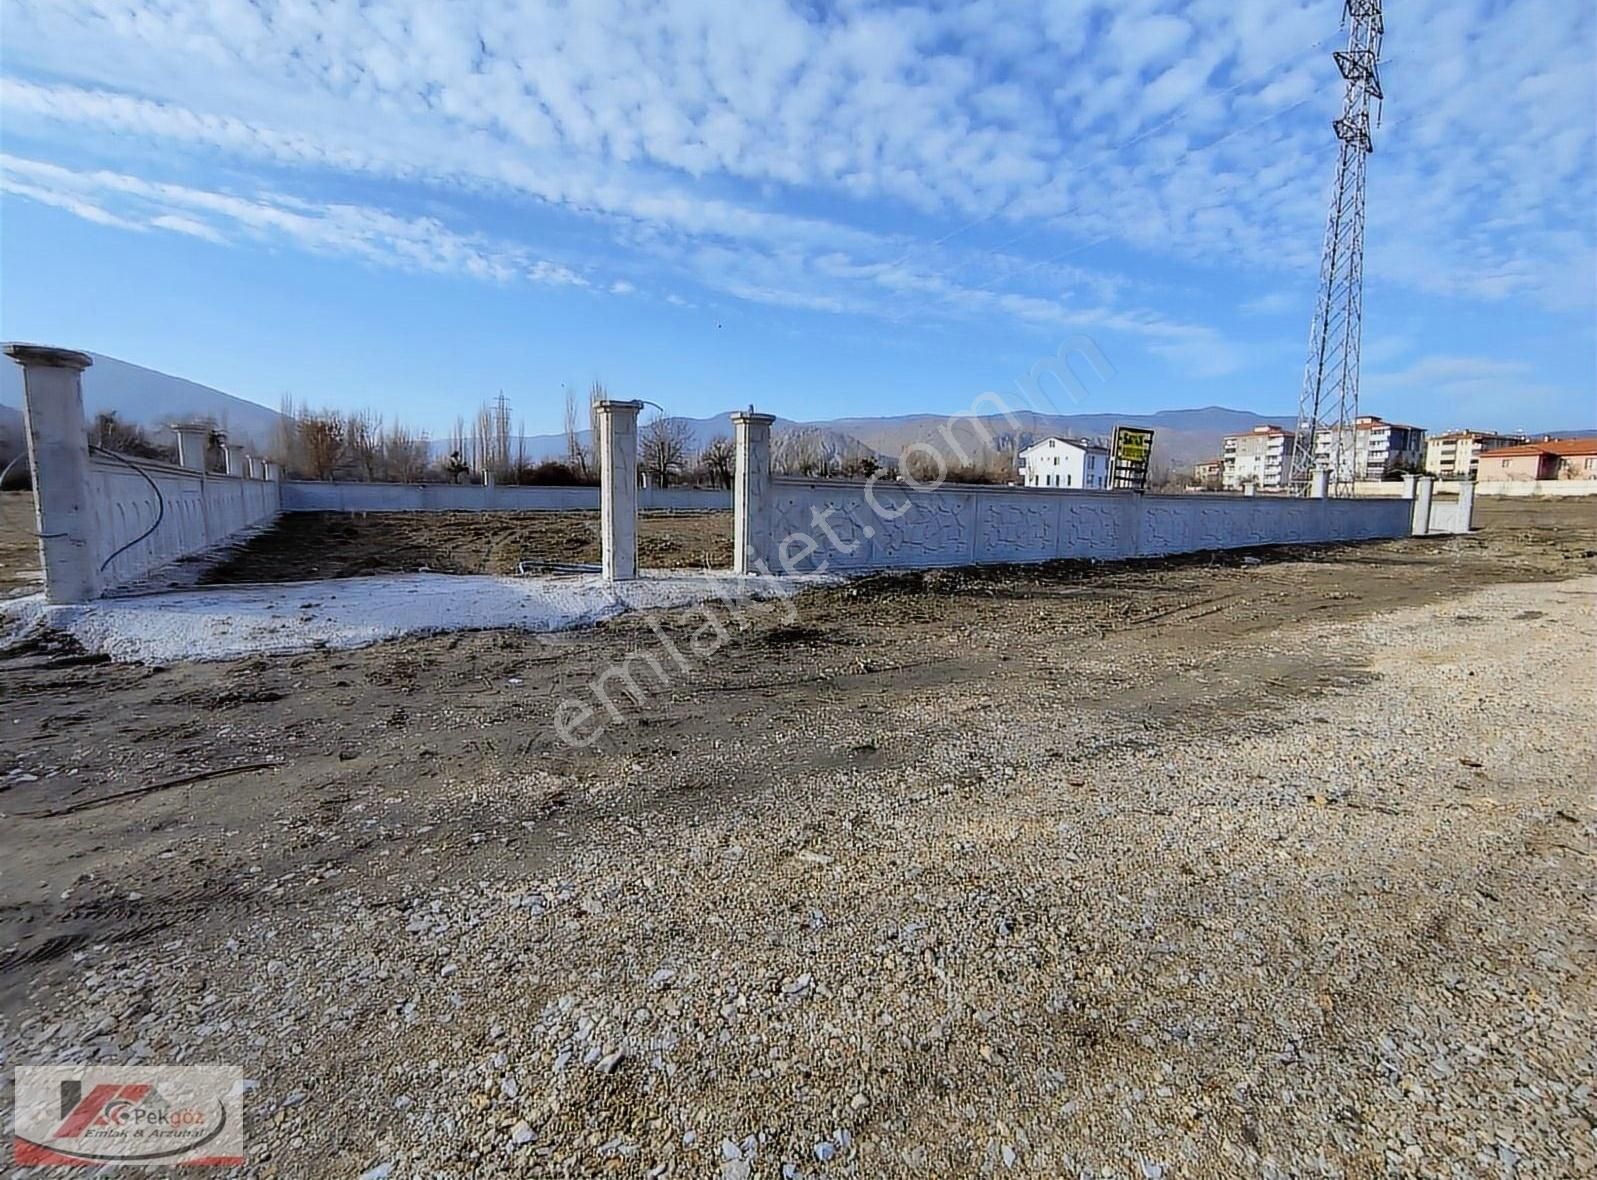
[757,478,1414,573]
[1352,478,1597,499]
[280,481,729,513]
[89,456,280,589]
[1469,479,1597,498]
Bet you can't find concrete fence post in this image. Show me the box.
[1242,483,1257,498]
[1455,478,1476,534]
[1411,475,1435,536]
[223,443,248,477]
[4,343,100,603]
[732,409,776,575]
[246,456,265,480]
[1399,473,1418,500]
[172,423,210,472]
[595,399,643,581]
[1309,467,1329,499]
[264,461,282,482]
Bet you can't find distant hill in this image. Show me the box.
[435,405,1296,475]
[0,352,286,453]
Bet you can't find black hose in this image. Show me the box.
[89,445,165,572]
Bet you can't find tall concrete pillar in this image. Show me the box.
[1242,483,1257,498]
[264,461,282,483]
[595,399,643,581]
[247,456,265,480]
[1455,478,1476,534]
[223,443,248,477]
[732,410,776,575]
[1309,467,1329,499]
[173,423,210,471]
[1411,475,1435,536]
[1399,473,1418,500]
[5,344,101,603]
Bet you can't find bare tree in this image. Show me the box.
[773,428,828,477]
[700,435,735,488]
[298,411,346,480]
[640,412,695,487]
[564,388,591,477]
[345,409,383,480]
[90,411,171,460]
[382,421,430,482]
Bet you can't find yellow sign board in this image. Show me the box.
[1112,427,1155,464]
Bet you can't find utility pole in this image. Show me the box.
[1290,0,1384,496]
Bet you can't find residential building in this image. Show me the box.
[1191,457,1224,490]
[1221,425,1296,490]
[1312,415,1426,481]
[1018,436,1111,489]
[1424,430,1528,478]
[1479,437,1597,481]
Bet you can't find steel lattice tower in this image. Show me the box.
[1290,0,1384,495]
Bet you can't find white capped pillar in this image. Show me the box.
[247,456,265,480]
[732,409,776,575]
[1309,467,1329,499]
[223,443,248,477]
[264,460,282,482]
[5,344,100,603]
[1455,478,1476,534]
[595,399,643,581]
[1411,475,1435,536]
[172,422,210,471]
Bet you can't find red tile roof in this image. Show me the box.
[1481,437,1597,459]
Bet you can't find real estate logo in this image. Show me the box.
[13,1065,243,1167]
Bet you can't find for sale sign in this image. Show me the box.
[1110,426,1156,490]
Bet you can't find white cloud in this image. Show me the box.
[0,155,589,287]
[0,0,1590,371]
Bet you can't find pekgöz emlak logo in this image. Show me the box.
[13,1065,244,1167]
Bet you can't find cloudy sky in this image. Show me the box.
[1,0,1592,434]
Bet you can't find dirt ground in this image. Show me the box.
[201,509,734,581]
[1,497,1594,1176]
[0,490,43,597]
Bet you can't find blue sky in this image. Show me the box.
[1,0,1593,437]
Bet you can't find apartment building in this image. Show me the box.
[1312,415,1426,481]
[1221,425,1296,490]
[1191,457,1224,490]
[1424,430,1527,478]
[1018,436,1111,489]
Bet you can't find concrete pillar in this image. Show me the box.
[1242,483,1257,498]
[4,344,101,603]
[732,410,776,575]
[172,423,210,471]
[223,443,248,477]
[595,399,643,581]
[247,456,265,480]
[1399,473,1419,500]
[1411,475,1435,536]
[264,461,282,483]
[1455,478,1476,534]
[1309,467,1329,499]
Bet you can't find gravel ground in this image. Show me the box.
[3,552,1593,1176]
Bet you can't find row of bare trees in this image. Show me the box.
[268,386,743,487]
